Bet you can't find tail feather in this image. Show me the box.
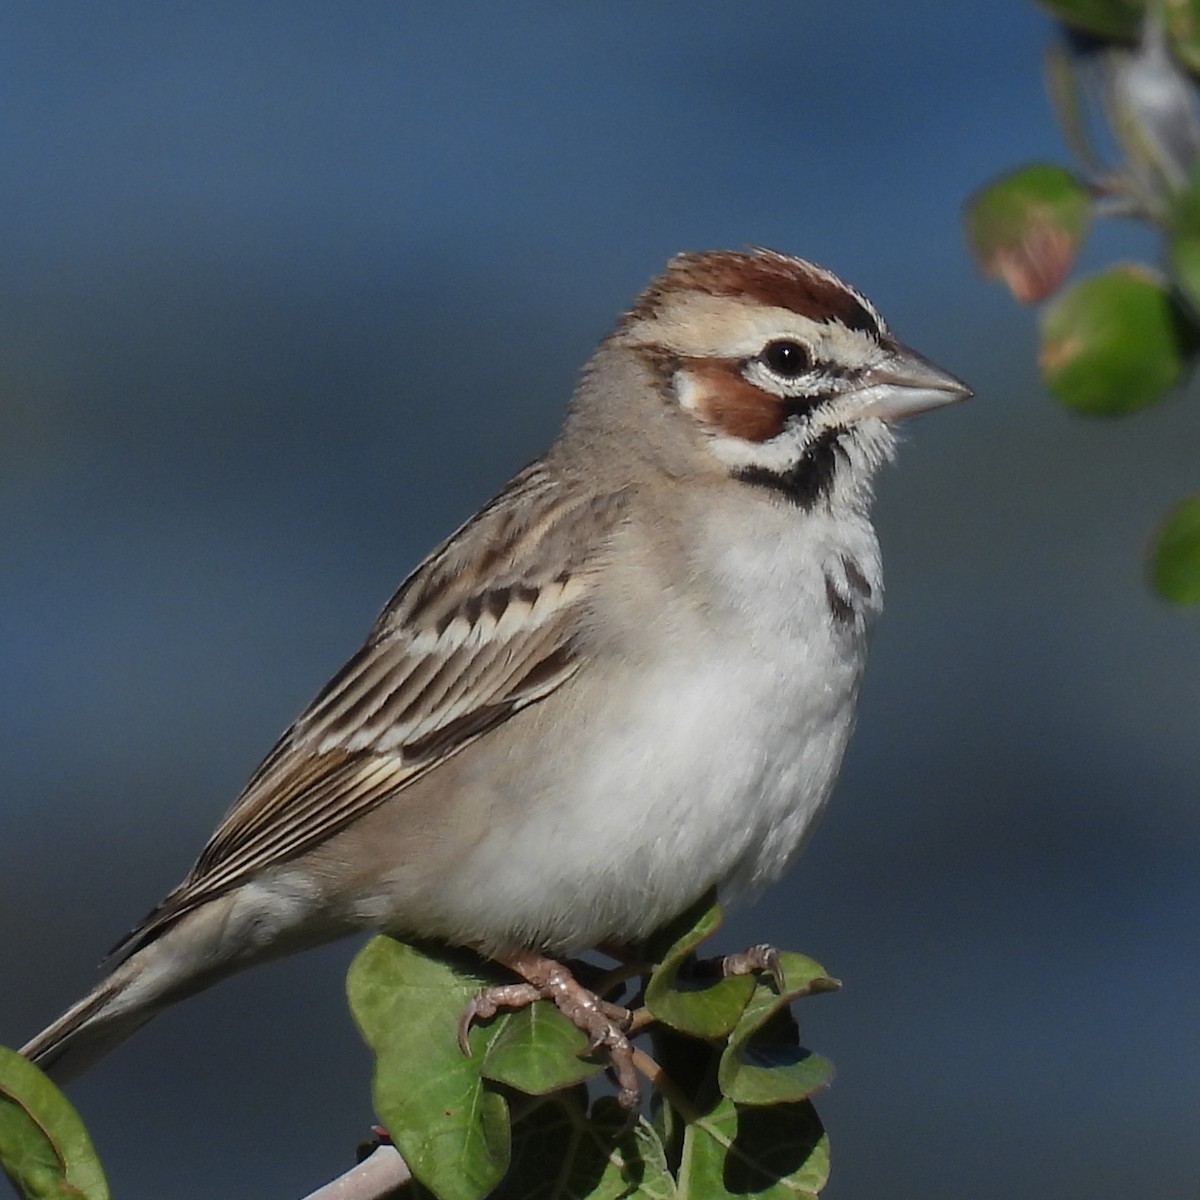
[20,960,158,1084]
[19,885,322,1083]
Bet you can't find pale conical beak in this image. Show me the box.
[857,341,972,422]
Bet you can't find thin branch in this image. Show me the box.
[629,1047,701,1124]
[300,1143,411,1200]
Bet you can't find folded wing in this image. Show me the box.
[114,463,628,958]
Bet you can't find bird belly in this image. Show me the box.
[412,601,869,954]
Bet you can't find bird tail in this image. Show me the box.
[20,955,162,1084]
[19,887,258,1084]
[19,884,334,1084]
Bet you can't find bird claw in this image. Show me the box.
[458,950,640,1108]
[457,982,542,1054]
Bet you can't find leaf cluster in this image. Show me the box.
[965,0,1200,603]
[347,896,839,1200]
[0,899,837,1199]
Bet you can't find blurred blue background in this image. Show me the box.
[1,3,1197,1197]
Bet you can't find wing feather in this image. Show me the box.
[112,464,627,958]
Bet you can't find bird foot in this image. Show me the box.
[459,949,640,1109]
[718,942,785,991]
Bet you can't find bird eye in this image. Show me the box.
[761,340,811,378]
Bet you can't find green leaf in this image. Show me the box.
[0,1046,109,1200]
[1039,265,1195,413]
[1167,1,1200,78]
[479,1002,601,1095]
[1168,230,1200,317]
[347,937,511,1200]
[676,1097,828,1199]
[1035,0,1145,39]
[1168,165,1200,313]
[964,163,1092,302]
[650,1078,686,1175]
[494,1094,677,1200]
[1150,493,1200,603]
[718,956,838,1106]
[643,896,755,1039]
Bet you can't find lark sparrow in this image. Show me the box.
[20,248,969,1098]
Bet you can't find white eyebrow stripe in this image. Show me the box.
[621,293,884,373]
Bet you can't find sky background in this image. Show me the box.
[1,4,1197,1198]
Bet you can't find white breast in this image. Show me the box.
[442,497,884,953]
[620,503,881,899]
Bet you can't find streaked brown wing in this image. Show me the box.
[117,464,627,956]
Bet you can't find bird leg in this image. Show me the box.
[458,948,640,1109]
